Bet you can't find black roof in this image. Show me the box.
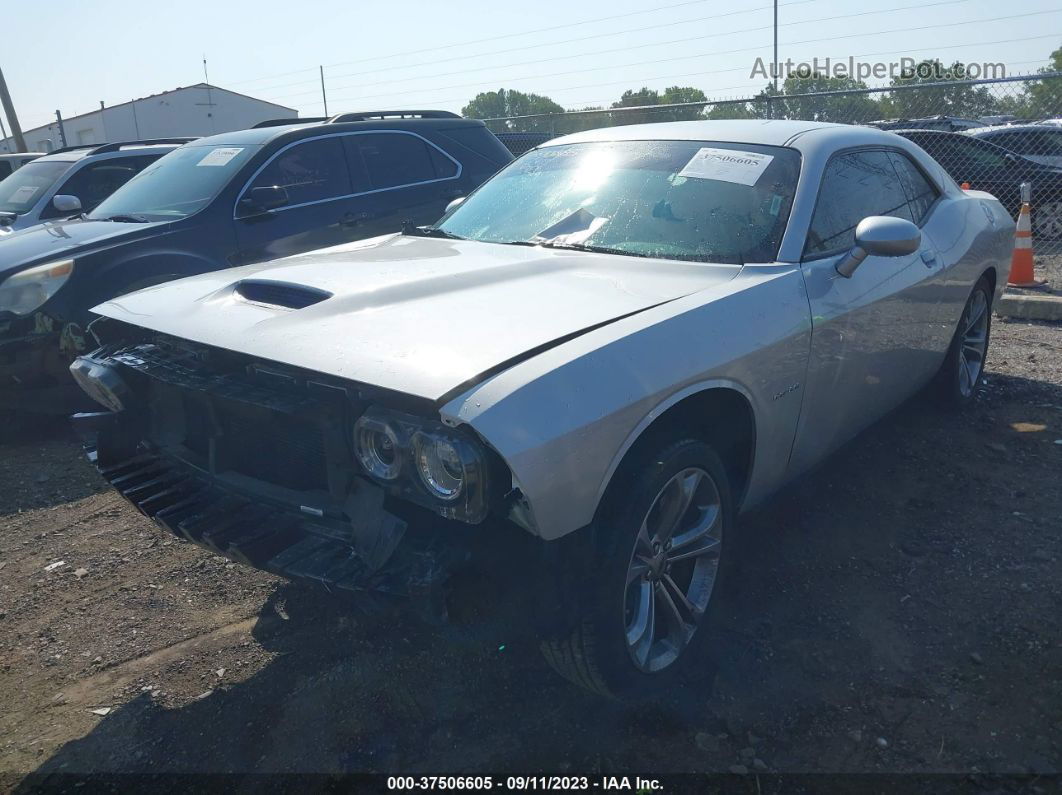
[192,113,484,148]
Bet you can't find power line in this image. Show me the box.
[318,0,850,90]
[304,0,979,104]
[311,9,1057,107]
[364,54,1058,116]
[228,0,817,89]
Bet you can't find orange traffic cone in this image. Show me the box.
[1007,202,1046,288]
[960,181,971,190]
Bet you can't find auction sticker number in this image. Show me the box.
[197,147,244,167]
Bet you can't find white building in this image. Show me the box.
[1,83,297,154]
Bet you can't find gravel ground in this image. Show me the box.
[0,317,1059,786]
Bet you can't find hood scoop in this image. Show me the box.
[234,280,332,310]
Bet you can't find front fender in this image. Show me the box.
[442,266,813,540]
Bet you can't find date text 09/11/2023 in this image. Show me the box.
[385,776,665,791]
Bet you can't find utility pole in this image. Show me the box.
[55,110,67,148]
[320,66,329,116]
[773,0,779,95]
[0,64,27,152]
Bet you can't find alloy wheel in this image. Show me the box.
[1033,201,1062,241]
[623,467,723,673]
[958,289,989,398]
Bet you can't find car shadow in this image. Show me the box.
[14,371,1062,781]
[0,417,108,516]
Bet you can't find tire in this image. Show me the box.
[935,276,993,408]
[540,437,732,700]
[1033,200,1062,241]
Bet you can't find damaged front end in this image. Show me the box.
[0,310,90,414]
[71,324,514,620]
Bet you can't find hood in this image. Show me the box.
[93,235,740,401]
[0,218,167,277]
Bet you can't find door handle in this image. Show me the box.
[340,211,376,227]
[921,249,938,267]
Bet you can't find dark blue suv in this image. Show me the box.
[0,111,512,415]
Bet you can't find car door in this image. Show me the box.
[233,135,360,264]
[788,148,944,474]
[38,155,161,220]
[341,132,464,235]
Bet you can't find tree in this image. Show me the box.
[462,89,564,132]
[880,60,996,120]
[1025,44,1062,119]
[611,86,707,124]
[768,74,882,123]
[705,102,761,120]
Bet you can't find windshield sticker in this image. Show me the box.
[197,147,244,167]
[679,147,774,186]
[10,185,40,203]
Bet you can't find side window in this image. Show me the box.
[805,150,914,257]
[985,132,1024,153]
[888,151,940,223]
[428,145,458,179]
[950,138,1008,175]
[350,133,445,190]
[0,162,11,179]
[246,137,351,207]
[41,155,158,218]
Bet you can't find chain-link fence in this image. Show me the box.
[484,73,1062,245]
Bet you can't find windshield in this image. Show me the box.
[437,140,800,263]
[88,144,262,221]
[0,160,74,215]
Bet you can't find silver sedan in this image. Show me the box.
[73,120,1013,698]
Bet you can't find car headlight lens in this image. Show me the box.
[0,259,74,316]
[353,412,402,480]
[413,433,465,501]
[351,406,493,523]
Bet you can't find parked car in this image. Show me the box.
[964,123,1062,169]
[72,120,1011,698]
[0,152,44,180]
[0,140,191,235]
[494,131,555,156]
[894,129,1062,240]
[0,111,512,415]
[867,115,983,132]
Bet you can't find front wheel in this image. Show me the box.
[935,277,993,408]
[1033,200,1062,241]
[541,438,731,699]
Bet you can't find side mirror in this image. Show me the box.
[239,185,289,215]
[444,196,466,214]
[52,194,82,214]
[835,216,921,278]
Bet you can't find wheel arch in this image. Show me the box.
[593,381,758,523]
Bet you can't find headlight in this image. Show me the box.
[352,406,492,523]
[413,433,465,501]
[353,411,402,480]
[0,259,74,316]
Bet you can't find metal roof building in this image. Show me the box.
[1,83,297,154]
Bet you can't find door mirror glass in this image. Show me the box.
[52,194,82,214]
[445,196,466,214]
[835,216,921,277]
[240,185,289,215]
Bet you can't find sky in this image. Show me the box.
[2,0,1060,131]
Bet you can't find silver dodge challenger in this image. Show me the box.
[70,120,1013,698]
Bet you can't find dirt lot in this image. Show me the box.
[0,317,1060,786]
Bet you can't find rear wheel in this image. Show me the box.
[935,277,993,408]
[541,437,731,699]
